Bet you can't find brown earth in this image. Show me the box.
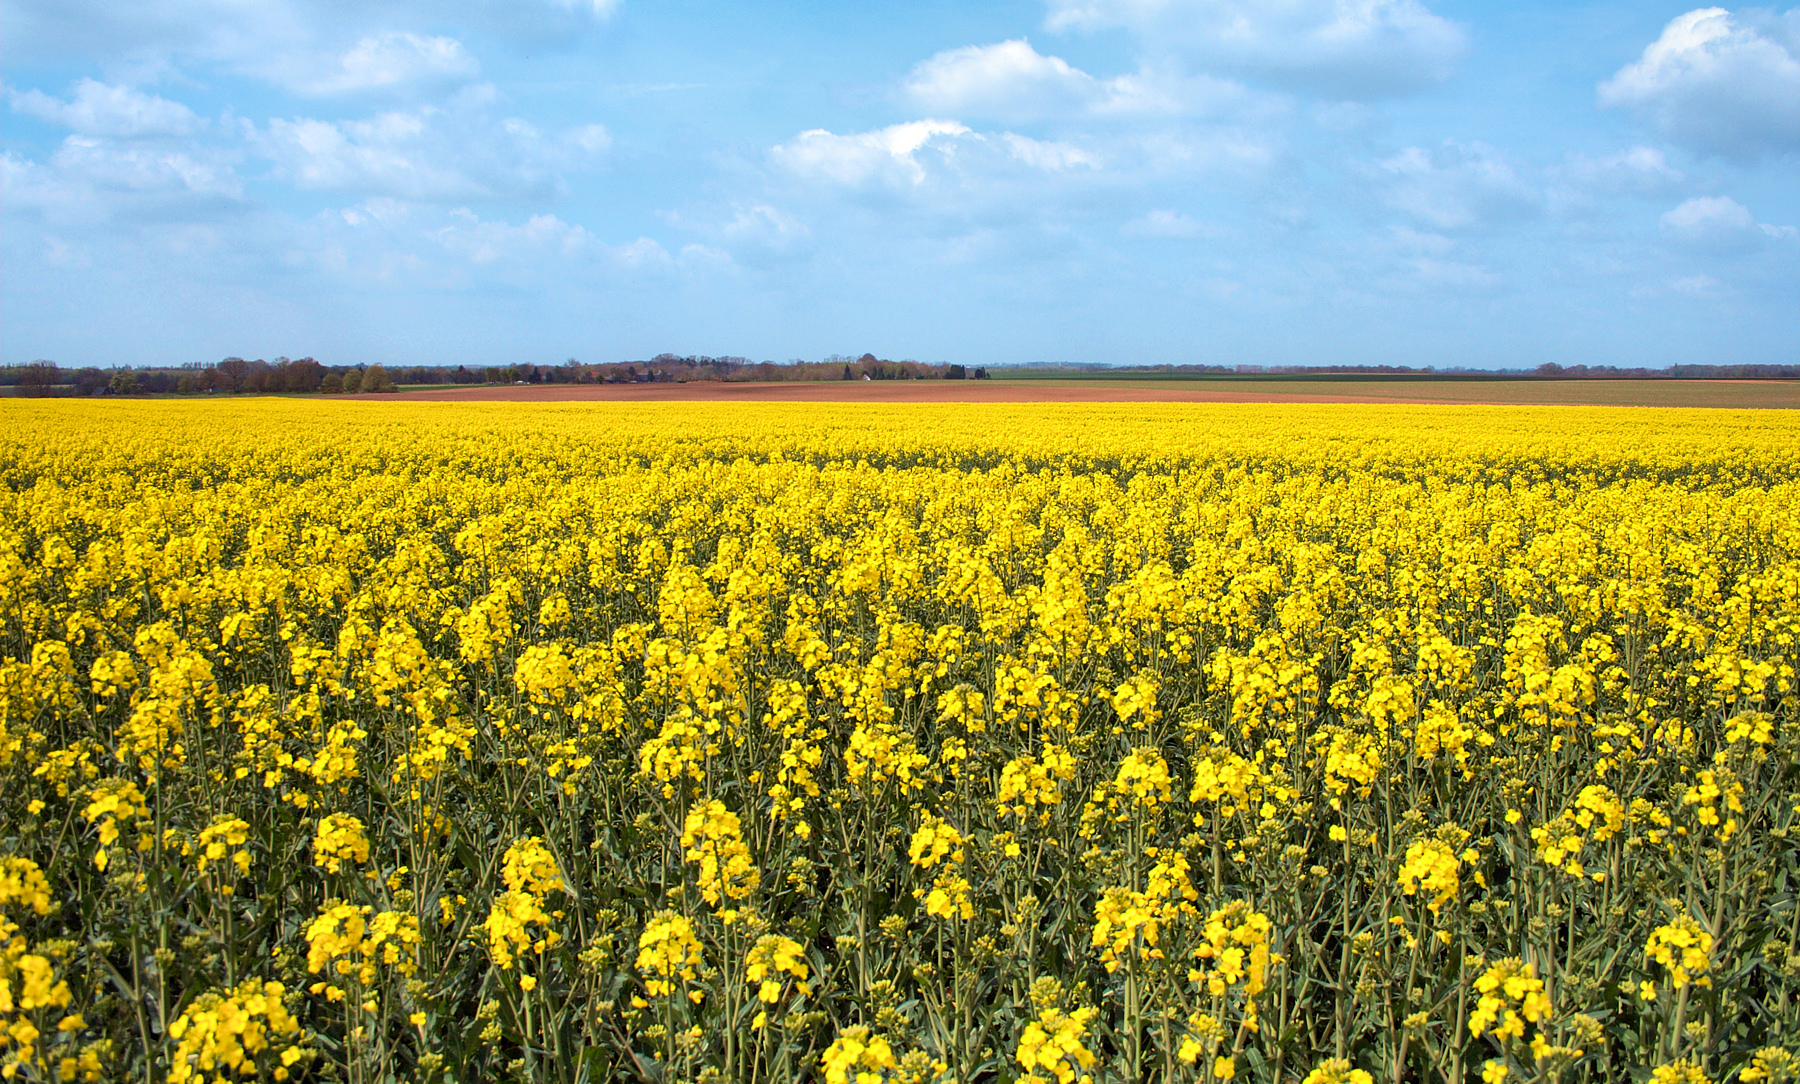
[369,379,1800,408]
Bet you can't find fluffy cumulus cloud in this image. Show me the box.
[1121,208,1211,237]
[769,119,1105,194]
[4,0,616,74]
[251,103,609,201]
[905,40,1108,119]
[9,79,200,137]
[1551,146,1684,196]
[1600,7,1800,160]
[298,198,707,285]
[2,138,243,230]
[1660,195,1797,252]
[287,32,480,96]
[771,120,974,186]
[1375,141,1537,229]
[1041,0,1465,98]
[903,39,1263,121]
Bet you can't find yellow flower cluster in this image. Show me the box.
[80,779,146,873]
[744,934,809,1003]
[1190,901,1273,998]
[304,903,421,999]
[909,814,973,921]
[1014,1006,1097,1084]
[995,745,1076,823]
[681,800,760,908]
[636,911,704,999]
[166,981,304,1083]
[1469,958,1553,1041]
[311,813,369,874]
[483,838,565,974]
[1396,838,1461,913]
[1645,914,1714,991]
[1302,1059,1375,1084]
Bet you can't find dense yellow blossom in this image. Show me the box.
[166,981,304,1083]
[681,801,760,907]
[312,813,370,875]
[1645,915,1714,990]
[1015,1006,1097,1084]
[0,400,1796,1082]
[636,911,703,998]
[1469,959,1552,1042]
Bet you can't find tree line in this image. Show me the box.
[1,353,995,396]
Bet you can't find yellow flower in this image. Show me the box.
[1469,959,1551,1042]
[680,800,761,907]
[1302,1059,1375,1084]
[1645,914,1714,990]
[745,934,809,1003]
[636,911,704,998]
[1650,1060,1713,1084]
[820,1026,899,1084]
[1015,1006,1097,1084]
[1397,838,1460,913]
[166,980,303,1084]
[312,812,370,874]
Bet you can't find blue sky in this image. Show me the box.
[3,0,1797,369]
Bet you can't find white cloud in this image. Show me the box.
[4,0,614,81]
[253,105,607,200]
[906,40,1099,119]
[3,137,244,227]
[1001,133,1099,170]
[1377,142,1536,229]
[259,113,474,198]
[1552,146,1685,196]
[1599,7,1800,160]
[569,124,611,153]
[903,38,1262,120]
[718,204,810,253]
[1122,209,1212,237]
[1659,195,1793,252]
[1404,256,1497,288]
[1041,0,1465,99]
[9,79,200,137]
[297,199,695,285]
[770,120,1110,193]
[432,208,595,263]
[290,32,479,96]
[771,120,973,186]
[1669,274,1722,296]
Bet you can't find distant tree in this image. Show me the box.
[286,357,324,392]
[177,372,199,395]
[109,370,139,395]
[320,373,344,394]
[218,357,251,392]
[343,369,365,394]
[843,365,853,380]
[972,367,989,380]
[19,361,59,396]
[946,364,966,380]
[362,365,394,393]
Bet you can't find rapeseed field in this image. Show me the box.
[1,400,1796,1084]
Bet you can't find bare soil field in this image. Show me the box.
[376,379,1800,408]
